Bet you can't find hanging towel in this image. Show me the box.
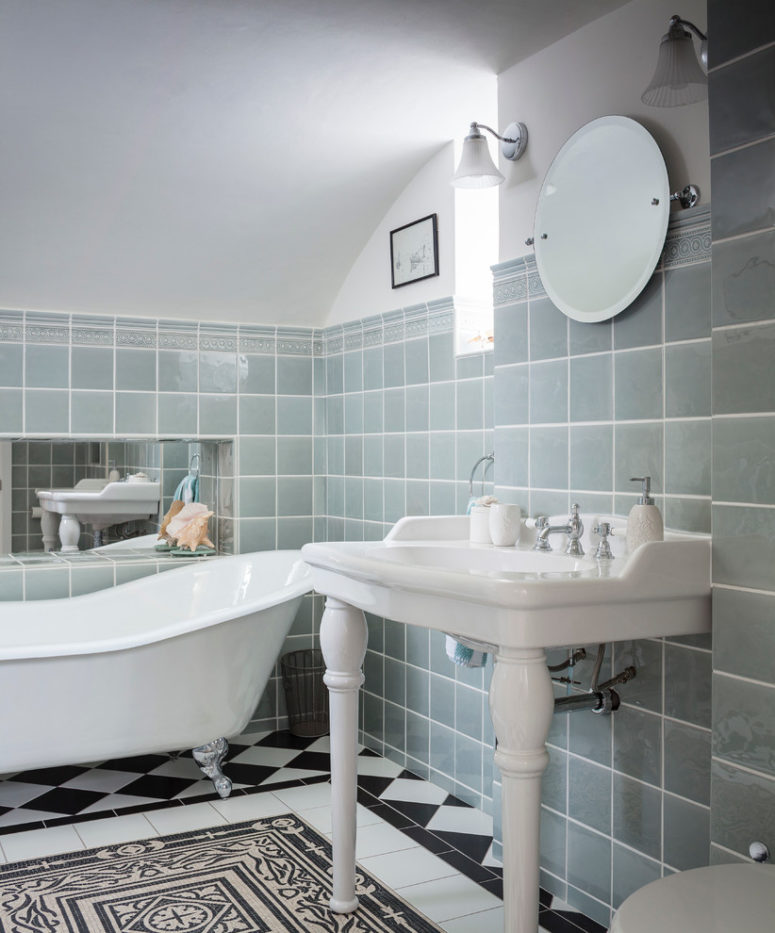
[173,471,199,504]
[445,634,488,668]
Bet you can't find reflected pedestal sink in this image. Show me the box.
[36,478,161,551]
[302,514,711,933]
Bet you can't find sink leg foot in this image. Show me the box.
[193,737,232,799]
[320,598,368,915]
[490,649,554,933]
[58,513,81,552]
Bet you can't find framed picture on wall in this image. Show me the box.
[390,213,439,288]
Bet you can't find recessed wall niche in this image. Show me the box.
[8,439,233,554]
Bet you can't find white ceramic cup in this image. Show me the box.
[469,505,492,544]
[489,503,521,547]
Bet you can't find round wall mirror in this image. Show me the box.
[533,115,669,323]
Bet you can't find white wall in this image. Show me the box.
[326,144,457,325]
[497,0,710,261]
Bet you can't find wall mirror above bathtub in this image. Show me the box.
[5,438,233,554]
[531,115,670,323]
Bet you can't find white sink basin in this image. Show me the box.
[37,479,161,530]
[301,513,711,933]
[302,514,710,649]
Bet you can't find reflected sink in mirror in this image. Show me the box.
[36,478,161,530]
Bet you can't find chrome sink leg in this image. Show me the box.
[320,597,368,914]
[490,648,554,933]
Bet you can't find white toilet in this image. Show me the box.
[610,863,775,932]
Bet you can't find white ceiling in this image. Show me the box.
[0,0,629,326]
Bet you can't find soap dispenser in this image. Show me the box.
[626,476,663,552]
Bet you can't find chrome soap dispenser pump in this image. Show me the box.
[626,476,664,552]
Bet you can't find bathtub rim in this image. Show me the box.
[0,549,313,661]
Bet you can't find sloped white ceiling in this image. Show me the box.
[0,0,628,326]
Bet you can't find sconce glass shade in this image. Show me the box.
[452,132,505,188]
[641,26,707,107]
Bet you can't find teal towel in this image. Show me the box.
[445,634,488,668]
[173,472,199,504]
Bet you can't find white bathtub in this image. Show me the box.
[0,550,312,795]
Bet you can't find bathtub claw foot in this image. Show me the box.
[193,738,232,799]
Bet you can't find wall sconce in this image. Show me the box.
[451,121,528,188]
[641,14,708,107]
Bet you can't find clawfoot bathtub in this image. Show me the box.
[0,550,312,797]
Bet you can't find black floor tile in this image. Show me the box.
[21,787,106,816]
[399,824,453,855]
[384,799,441,827]
[552,909,607,933]
[369,803,414,830]
[221,763,277,787]
[286,751,331,771]
[432,829,493,864]
[396,769,423,781]
[256,732,315,750]
[100,754,170,773]
[12,765,89,786]
[437,847,497,883]
[357,775,395,798]
[441,793,472,808]
[540,909,605,933]
[0,820,46,835]
[480,876,503,899]
[118,774,196,800]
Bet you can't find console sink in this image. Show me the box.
[302,514,710,649]
[301,513,711,933]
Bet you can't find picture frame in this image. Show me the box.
[390,213,439,288]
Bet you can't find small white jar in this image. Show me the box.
[469,505,492,544]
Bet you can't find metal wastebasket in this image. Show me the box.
[280,648,330,737]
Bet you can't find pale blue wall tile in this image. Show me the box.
[238,353,275,395]
[494,304,528,366]
[239,437,275,475]
[530,427,568,490]
[712,231,775,327]
[530,360,567,423]
[199,351,237,394]
[612,845,660,910]
[116,348,156,392]
[383,342,404,387]
[569,317,612,355]
[713,504,775,591]
[199,394,236,435]
[613,276,662,349]
[429,382,455,430]
[494,364,529,426]
[714,588,775,682]
[663,795,709,870]
[277,356,313,395]
[0,344,23,386]
[614,348,662,420]
[26,345,68,388]
[665,420,711,496]
[71,391,114,435]
[72,347,114,390]
[665,645,712,728]
[713,416,775,503]
[666,342,711,417]
[713,674,775,777]
[405,385,429,432]
[530,297,567,360]
[664,720,711,806]
[404,337,429,385]
[277,396,312,435]
[567,822,611,903]
[569,757,611,834]
[0,389,23,432]
[613,706,661,785]
[664,263,711,341]
[157,393,197,436]
[456,379,484,430]
[570,354,612,422]
[613,773,661,859]
[711,759,775,856]
[570,424,613,491]
[711,137,775,241]
[614,423,663,493]
[343,350,363,393]
[363,346,383,390]
[26,390,69,433]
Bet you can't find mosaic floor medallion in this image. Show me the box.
[0,814,443,932]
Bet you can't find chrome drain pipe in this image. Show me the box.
[554,687,621,715]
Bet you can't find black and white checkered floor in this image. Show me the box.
[0,729,604,933]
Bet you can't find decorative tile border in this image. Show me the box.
[239,325,276,354]
[25,311,70,344]
[199,323,238,352]
[159,320,198,350]
[0,310,24,342]
[116,317,157,348]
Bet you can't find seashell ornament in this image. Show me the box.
[175,511,215,552]
[158,499,185,541]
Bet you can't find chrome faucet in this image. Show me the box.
[533,504,584,555]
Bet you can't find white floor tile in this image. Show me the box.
[481,842,502,868]
[359,846,456,890]
[351,821,418,859]
[356,756,404,778]
[80,793,160,814]
[380,777,448,805]
[398,873,502,923]
[0,808,64,827]
[1,824,85,863]
[0,780,51,807]
[440,906,505,932]
[145,802,227,836]
[272,781,331,811]
[176,780,223,799]
[229,745,302,768]
[306,736,331,753]
[149,758,202,779]
[426,805,493,836]
[61,768,140,794]
[299,802,382,834]
[210,792,289,823]
[231,730,271,745]
[259,767,329,785]
[74,812,159,849]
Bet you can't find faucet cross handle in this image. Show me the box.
[592,521,614,560]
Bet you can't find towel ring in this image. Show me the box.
[189,453,200,476]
